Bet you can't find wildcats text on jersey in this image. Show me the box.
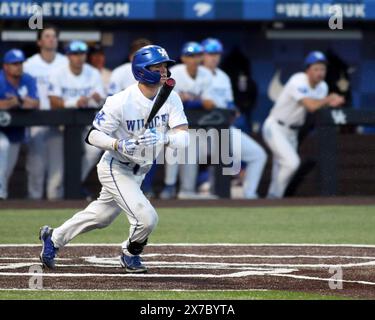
[125,113,169,131]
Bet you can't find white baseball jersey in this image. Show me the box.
[93,83,188,167]
[107,62,135,95]
[48,63,105,107]
[269,72,328,126]
[201,67,233,109]
[23,53,68,110]
[170,64,212,98]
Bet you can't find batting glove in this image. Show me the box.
[116,138,138,156]
[138,128,168,147]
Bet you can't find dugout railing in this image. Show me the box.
[0,108,234,199]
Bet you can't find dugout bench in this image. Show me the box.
[0,108,234,199]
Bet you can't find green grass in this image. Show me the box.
[0,290,350,300]
[0,206,374,244]
[0,205,373,300]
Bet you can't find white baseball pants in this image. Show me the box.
[236,127,267,199]
[52,154,158,251]
[0,131,21,199]
[262,116,301,198]
[26,126,64,200]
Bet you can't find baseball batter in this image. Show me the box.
[262,51,345,198]
[23,25,68,200]
[48,40,105,186]
[160,41,214,199]
[108,38,152,95]
[39,45,189,273]
[201,38,267,199]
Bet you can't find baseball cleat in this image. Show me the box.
[39,225,58,269]
[120,253,148,273]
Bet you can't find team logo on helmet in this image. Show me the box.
[157,48,168,58]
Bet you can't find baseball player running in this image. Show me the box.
[23,25,68,200]
[48,40,105,188]
[160,41,214,199]
[262,51,345,198]
[201,38,267,199]
[39,45,189,273]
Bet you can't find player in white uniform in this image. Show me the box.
[108,38,152,95]
[160,41,214,199]
[262,51,345,198]
[48,41,105,190]
[201,38,267,199]
[39,45,189,273]
[87,44,112,96]
[23,25,68,200]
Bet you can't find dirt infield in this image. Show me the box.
[0,244,374,299]
[1,196,375,209]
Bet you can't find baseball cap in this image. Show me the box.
[201,38,223,54]
[3,49,25,64]
[89,43,104,55]
[65,40,88,54]
[304,51,327,68]
[181,42,204,56]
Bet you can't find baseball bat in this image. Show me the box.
[144,78,176,129]
[135,78,176,144]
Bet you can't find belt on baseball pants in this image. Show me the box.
[117,160,141,175]
[277,120,302,131]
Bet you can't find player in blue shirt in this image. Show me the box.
[0,49,39,199]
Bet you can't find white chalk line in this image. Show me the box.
[3,254,375,260]
[84,256,375,269]
[1,243,375,248]
[0,288,269,292]
[272,273,375,286]
[141,253,375,260]
[1,244,374,289]
[0,269,296,278]
[2,269,375,287]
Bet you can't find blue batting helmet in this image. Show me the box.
[181,42,204,56]
[304,51,327,69]
[132,45,175,85]
[201,38,223,54]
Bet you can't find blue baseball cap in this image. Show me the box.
[304,51,327,68]
[65,40,88,54]
[202,38,223,54]
[181,42,204,56]
[3,49,25,64]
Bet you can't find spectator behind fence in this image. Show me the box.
[201,38,267,199]
[108,38,152,96]
[262,51,345,199]
[160,41,216,200]
[23,24,68,200]
[48,40,105,199]
[88,43,112,96]
[0,49,39,200]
